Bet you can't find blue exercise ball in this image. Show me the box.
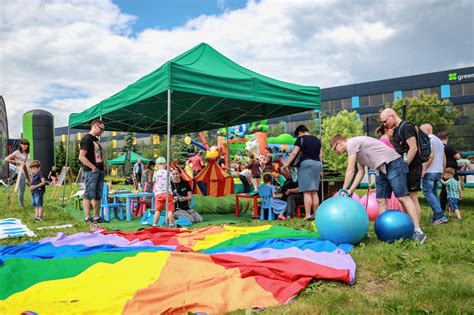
[374,210,414,243]
[315,190,369,245]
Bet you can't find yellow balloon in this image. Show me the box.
[184,136,192,145]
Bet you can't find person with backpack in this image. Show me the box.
[380,109,429,239]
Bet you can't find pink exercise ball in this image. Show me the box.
[360,190,379,221]
[388,192,403,211]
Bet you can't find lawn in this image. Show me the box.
[1,186,473,313]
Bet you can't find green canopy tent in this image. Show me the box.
[107,151,151,165]
[63,43,320,207]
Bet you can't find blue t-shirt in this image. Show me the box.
[31,172,46,194]
[294,135,321,161]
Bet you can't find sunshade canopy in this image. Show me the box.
[107,151,151,165]
[69,43,320,134]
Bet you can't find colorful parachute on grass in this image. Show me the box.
[0,225,356,314]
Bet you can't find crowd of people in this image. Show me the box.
[3,110,466,241]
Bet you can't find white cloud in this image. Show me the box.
[1,0,473,137]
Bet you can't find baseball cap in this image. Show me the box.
[155,157,166,164]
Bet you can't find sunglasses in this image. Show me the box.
[332,142,339,150]
[96,125,105,131]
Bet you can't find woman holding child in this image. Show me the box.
[284,125,322,220]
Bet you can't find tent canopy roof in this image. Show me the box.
[69,43,320,134]
[107,151,151,165]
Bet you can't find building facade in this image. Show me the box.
[269,66,474,151]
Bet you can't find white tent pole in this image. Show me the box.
[165,90,171,226]
[318,109,324,202]
[61,127,71,207]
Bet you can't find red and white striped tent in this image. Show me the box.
[194,159,234,197]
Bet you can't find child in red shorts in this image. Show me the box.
[152,157,175,227]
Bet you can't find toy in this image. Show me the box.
[374,210,414,243]
[360,189,379,221]
[315,190,369,245]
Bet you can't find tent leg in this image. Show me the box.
[318,109,325,202]
[165,90,171,226]
[61,127,71,207]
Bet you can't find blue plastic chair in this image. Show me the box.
[100,183,126,221]
[258,185,275,220]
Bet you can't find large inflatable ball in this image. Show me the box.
[316,190,369,245]
[360,190,379,221]
[374,210,414,243]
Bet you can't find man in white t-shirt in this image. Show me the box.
[331,134,426,244]
[420,124,448,225]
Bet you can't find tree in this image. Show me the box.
[390,93,461,136]
[321,110,364,177]
[173,134,194,165]
[307,111,322,136]
[271,121,286,136]
[69,142,82,176]
[55,141,67,170]
[122,132,139,154]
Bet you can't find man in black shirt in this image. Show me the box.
[171,169,202,223]
[380,109,425,243]
[78,119,105,224]
[279,166,303,219]
[437,131,461,211]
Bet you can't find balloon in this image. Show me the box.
[374,210,414,243]
[316,190,369,245]
[388,192,403,211]
[360,190,379,221]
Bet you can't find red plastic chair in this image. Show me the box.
[131,183,152,217]
[295,204,303,219]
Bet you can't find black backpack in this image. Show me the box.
[397,121,432,162]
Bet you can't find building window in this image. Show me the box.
[331,99,342,111]
[359,96,369,107]
[450,84,462,97]
[341,98,352,109]
[429,86,441,97]
[322,101,330,111]
[383,93,394,104]
[402,90,413,98]
[463,82,474,96]
[413,88,430,98]
[369,94,383,106]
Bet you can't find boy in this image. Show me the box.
[27,160,46,222]
[440,168,462,221]
[152,157,175,227]
[260,173,286,220]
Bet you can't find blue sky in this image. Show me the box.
[2,0,472,137]
[113,0,248,32]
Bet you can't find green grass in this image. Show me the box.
[1,186,473,313]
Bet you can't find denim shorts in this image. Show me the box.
[84,171,105,200]
[376,158,410,199]
[32,193,44,207]
[448,198,459,211]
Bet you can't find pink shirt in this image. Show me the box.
[11,150,30,173]
[379,136,395,150]
[188,155,203,171]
